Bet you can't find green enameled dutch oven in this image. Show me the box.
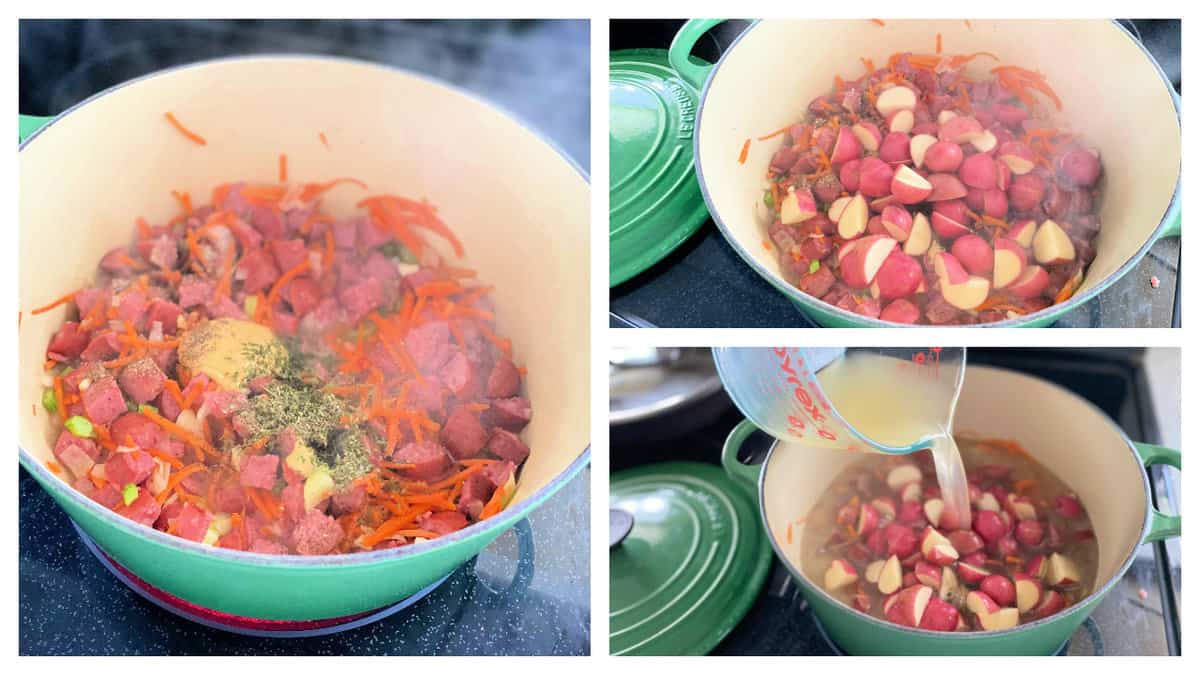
[722,364,1180,654]
[18,55,590,621]
[670,19,1181,327]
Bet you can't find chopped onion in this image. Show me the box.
[176,409,202,435]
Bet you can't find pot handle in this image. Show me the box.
[1133,442,1181,541]
[722,418,764,498]
[1156,208,1181,240]
[668,19,726,91]
[19,114,54,144]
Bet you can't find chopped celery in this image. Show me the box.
[65,415,95,438]
[41,388,58,414]
[122,483,139,506]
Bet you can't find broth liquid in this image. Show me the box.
[816,352,971,528]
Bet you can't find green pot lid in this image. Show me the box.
[609,49,711,287]
[609,461,772,656]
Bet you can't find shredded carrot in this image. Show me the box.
[861,57,876,74]
[146,447,185,469]
[157,463,205,503]
[738,138,751,164]
[46,461,63,475]
[964,20,973,30]
[163,112,207,146]
[318,132,330,148]
[1054,275,1081,304]
[278,154,288,183]
[757,125,792,142]
[786,521,794,544]
[479,488,508,520]
[171,190,193,217]
[53,377,67,423]
[247,487,280,521]
[266,259,311,306]
[870,19,885,27]
[141,407,220,458]
[936,33,942,54]
[30,290,77,315]
[1013,479,1038,495]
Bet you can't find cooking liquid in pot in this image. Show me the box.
[799,438,1099,630]
[816,352,971,529]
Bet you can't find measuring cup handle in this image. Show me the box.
[722,419,764,497]
[667,19,726,91]
[1133,442,1181,541]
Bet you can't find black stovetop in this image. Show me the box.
[611,348,1181,655]
[18,18,590,656]
[609,20,1181,328]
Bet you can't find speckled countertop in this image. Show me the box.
[18,18,590,656]
[609,20,1180,328]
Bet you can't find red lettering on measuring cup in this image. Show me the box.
[818,428,838,441]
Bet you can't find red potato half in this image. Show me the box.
[956,561,990,585]
[969,129,998,154]
[875,86,918,117]
[857,502,880,536]
[851,122,883,152]
[830,126,864,164]
[903,213,932,256]
[884,584,933,627]
[824,558,860,592]
[880,205,913,241]
[950,235,993,276]
[874,250,923,299]
[909,133,937,169]
[1033,219,1076,265]
[836,193,870,239]
[1013,573,1044,613]
[878,554,903,594]
[933,251,970,286]
[890,165,933,204]
[886,464,923,491]
[1006,265,1050,298]
[840,235,897,288]
[923,141,965,173]
[827,195,853,223]
[926,173,969,202]
[997,141,1036,175]
[967,590,1021,631]
[920,527,960,565]
[980,574,1016,607]
[779,187,818,225]
[864,559,886,584]
[1046,553,1081,588]
[993,238,1028,288]
[888,109,915,134]
[1031,590,1066,619]
[918,596,961,631]
[938,115,984,143]
[942,276,991,310]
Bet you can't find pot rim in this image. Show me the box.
[18,53,591,568]
[754,364,1154,640]
[693,19,1181,327]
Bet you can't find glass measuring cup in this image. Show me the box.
[711,347,966,454]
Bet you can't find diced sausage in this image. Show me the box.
[212,481,246,513]
[147,235,180,270]
[99,247,138,277]
[487,397,532,432]
[74,287,110,316]
[487,429,530,464]
[285,277,322,317]
[438,351,479,400]
[250,204,286,239]
[53,430,98,478]
[405,321,453,373]
[250,538,290,555]
[291,510,344,555]
[92,483,123,510]
[228,217,264,253]
[47,322,90,361]
[331,218,358,249]
[110,412,164,449]
[146,299,182,336]
[440,407,488,460]
[106,449,156,487]
[358,217,393,250]
[271,309,299,337]
[116,290,149,328]
[236,248,280,295]
[408,378,446,420]
[81,376,126,425]
[80,331,121,361]
[206,295,248,320]
[417,511,468,535]
[458,473,495,520]
[115,491,161,526]
[119,357,166,404]
[393,442,452,481]
[169,503,212,542]
[483,460,516,490]
[338,277,383,320]
[331,484,367,516]
[363,251,398,282]
[269,238,309,273]
[178,275,214,308]
[486,358,521,398]
[282,482,306,522]
[239,454,279,490]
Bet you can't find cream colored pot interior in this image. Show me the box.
[698,20,1179,302]
[763,365,1148,594]
[19,57,590,507]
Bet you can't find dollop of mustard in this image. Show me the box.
[178,318,288,390]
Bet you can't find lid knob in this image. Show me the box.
[609,508,635,548]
